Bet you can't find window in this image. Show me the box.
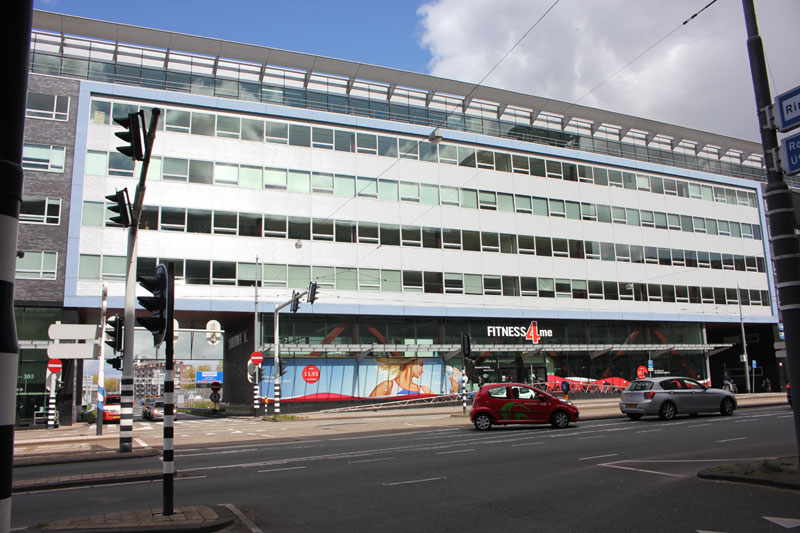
[312,172,334,194]
[26,93,69,120]
[22,144,65,172]
[479,191,497,210]
[380,224,400,246]
[265,121,288,143]
[212,261,236,285]
[359,269,381,291]
[402,226,421,247]
[263,264,287,287]
[381,270,402,292]
[20,197,60,224]
[186,209,211,233]
[358,222,379,244]
[213,212,237,234]
[357,177,378,198]
[336,267,358,290]
[444,273,463,294]
[264,215,287,238]
[521,277,537,297]
[334,175,356,197]
[312,219,334,241]
[403,270,423,292]
[378,179,398,201]
[214,163,238,186]
[400,182,420,202]
[518,235,535,255]
[16,251,57,279]
[538,278,555,298]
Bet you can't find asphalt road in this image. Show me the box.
[11,405,800,532]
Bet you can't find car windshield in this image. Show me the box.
[154,402,164,408]
[625,381,653,391]
[105,396,121,405]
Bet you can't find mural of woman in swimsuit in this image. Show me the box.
[369,357,432,397]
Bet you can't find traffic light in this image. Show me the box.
[279,359,287,376]
[105,314,123,353]
[461,333,472,359]
[290,290,300,313]
[307,282,318,304]
[113,111,146,161]
[105,189,132,227]
[109,356,123,370]
[137,263,169,347]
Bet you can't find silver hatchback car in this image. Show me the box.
[619,376,736,420]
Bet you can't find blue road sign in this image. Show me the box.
[195,371,223,384]
[776,85,800,133]
[781,130,800,175]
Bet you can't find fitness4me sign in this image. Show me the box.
[486,321,553,344]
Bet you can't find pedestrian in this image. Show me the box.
[761,377,772,392]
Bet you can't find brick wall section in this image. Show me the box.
[15,74,80,305]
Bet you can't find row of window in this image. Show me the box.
[21,197,61,225]
[79,254,771,307]
[30,48,764,182]
[90,98,760,209]
[84,201,767,273]
[88,151,762,242]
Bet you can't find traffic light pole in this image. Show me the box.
[120,109,161,453]
[163,262,175,516]
[96,283,108,436]
[0,3,33,530]
[272,289,308,416]
[742,0,800,463]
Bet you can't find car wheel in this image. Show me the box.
[658,401,677,420]
[473,413,493,431]
[720,398,735,416]
[550,410,570,429]
[626,413,642,421]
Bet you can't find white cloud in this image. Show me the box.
[418,0,800,142]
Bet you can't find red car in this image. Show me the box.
[470,383,580,431]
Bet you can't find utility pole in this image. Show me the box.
[0,2,33,530]
[742,0,800,462]
[737,285,751,392]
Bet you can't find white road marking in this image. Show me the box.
[599,462,683,478]
[350,457,395,464]
[716,437,747,443]
[511,442,545,447]
[579,453,619,461]
[257,466,307,473]
[763,516,800,529]
[135,438,149,447]
[221,503,264,533]
[578,435,607,440]
[734,419,758,423]
[686,424,710,428]
[437,449,474,455]
[383,476,447,486]
[636,429,663,434]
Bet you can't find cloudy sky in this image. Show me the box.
[35,0,799,142]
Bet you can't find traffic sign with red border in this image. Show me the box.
[210,381,221,392]
[47,359,63,373]
[250,351,264,365]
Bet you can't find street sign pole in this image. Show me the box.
[743,0,800,463]
[97,283,107,436]
[46,359,62,429]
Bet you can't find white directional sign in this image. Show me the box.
[47,342,96,359]
[775,85,800,132]
[47,322,101,359]
[48,323,99,340]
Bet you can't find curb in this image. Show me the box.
[24,505,235,533]
[13,469,163,493]
[14,447,159,467]
[697,472,800,491]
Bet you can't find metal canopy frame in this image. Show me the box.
[256,342,732,355]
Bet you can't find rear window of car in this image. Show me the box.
[626,381,653,391]
[487,386,508,398]
[105,396,121,405]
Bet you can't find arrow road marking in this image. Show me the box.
[763,516,800,529]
